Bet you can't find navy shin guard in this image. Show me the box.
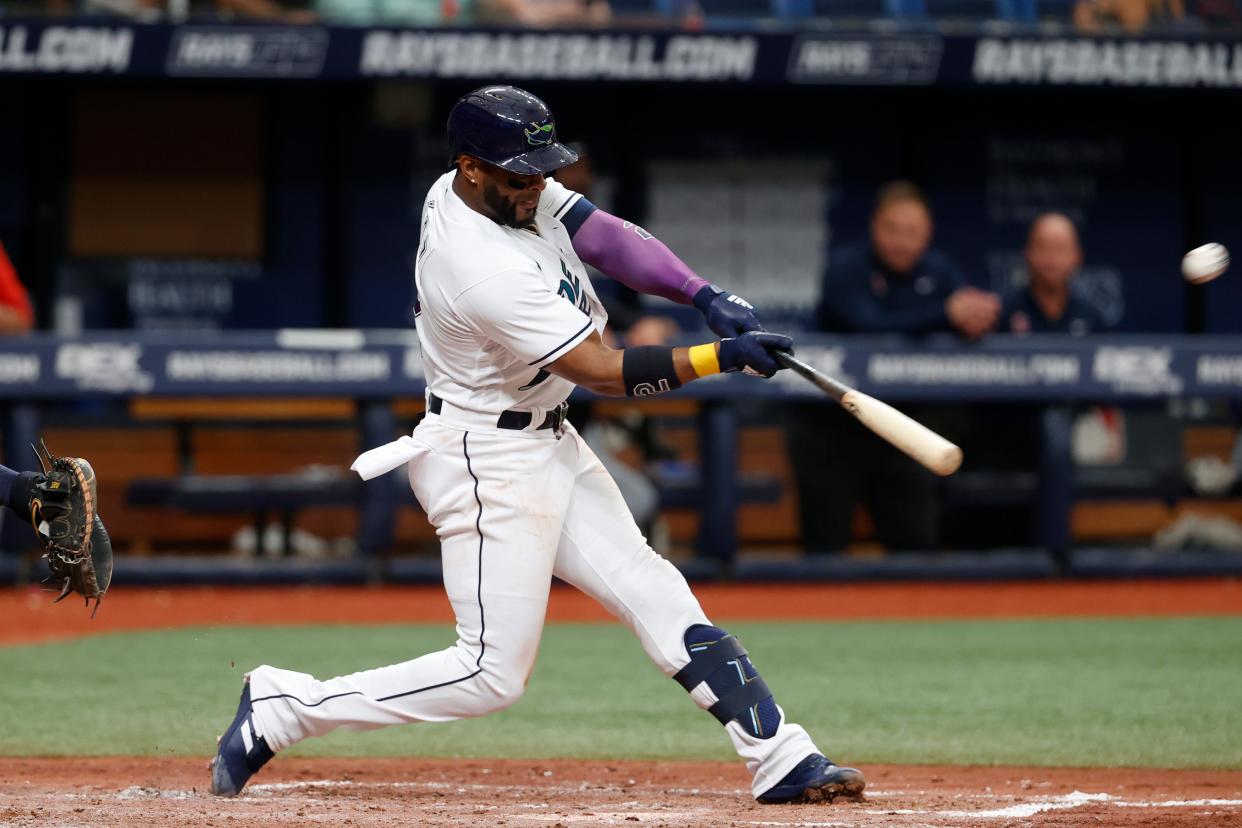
[674,625,780,739]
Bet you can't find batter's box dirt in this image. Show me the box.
[1,758,1240,827]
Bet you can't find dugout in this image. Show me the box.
[4,22,1242,573]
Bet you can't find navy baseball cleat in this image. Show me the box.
[210,682,275,797]
[756,754,866,804]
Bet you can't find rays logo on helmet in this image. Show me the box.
[524,121,555,146]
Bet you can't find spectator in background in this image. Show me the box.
[0,242,33,336]
[555,147,679,349]
[315,0,606,26]
[554,144,674,546]
[48,0,317,23]
[216,0,318,21]
[314,0,445,25]
[1074,0,1185,32]
[787,182,1000,553]
[815,182,1000,339]
[984,214,1113,546]
[474,0,610,25]
[1002,212,1110,336]
[1189,0,1240,27]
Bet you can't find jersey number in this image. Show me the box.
[557,260,591,315]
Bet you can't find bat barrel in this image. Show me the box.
[774,349,962,477]
[841,390,963,476]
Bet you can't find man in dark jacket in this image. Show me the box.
[789,182,1000,552]
[1001,212,1109,336]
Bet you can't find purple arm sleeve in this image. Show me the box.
[570,208,710,306]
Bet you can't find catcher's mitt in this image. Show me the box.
[28,441,113,617]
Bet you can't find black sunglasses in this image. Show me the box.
[480,161,547,191]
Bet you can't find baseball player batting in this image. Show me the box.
[210,85,865,806]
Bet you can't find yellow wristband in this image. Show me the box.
[688,343,721,378]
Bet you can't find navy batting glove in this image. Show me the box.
[718,332,794,378]
[694,285,764,338]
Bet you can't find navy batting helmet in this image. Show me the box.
[447,86,578,175]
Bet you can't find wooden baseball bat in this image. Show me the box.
[775,351,963,477]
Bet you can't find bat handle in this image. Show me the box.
[774,350,850,402]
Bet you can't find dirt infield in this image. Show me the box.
[4,579,1241,826]
[3,578,1241,646]
[1,758,1239,827]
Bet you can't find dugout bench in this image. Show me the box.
[108,395,783,563]
[118,397,398,558]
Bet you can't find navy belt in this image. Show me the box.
[428,394,568,434]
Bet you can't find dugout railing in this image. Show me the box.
[4,331,1242,583]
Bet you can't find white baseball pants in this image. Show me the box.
[247,415,821,796]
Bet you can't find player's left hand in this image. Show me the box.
[694,285,764,337]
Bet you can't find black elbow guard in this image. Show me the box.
[622,346,682,397]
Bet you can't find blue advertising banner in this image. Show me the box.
[4,331,1242,401]
[5,20,1242,88]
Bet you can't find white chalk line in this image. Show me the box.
[115,786,196,800]
[884,790,1112,818]
[1117,798,1242,807]
[520,811,714,824]
[105,781,1242,825]
[881,790,1242,820]
[251,780,434,792]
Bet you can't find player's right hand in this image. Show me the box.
[718,332,793,378]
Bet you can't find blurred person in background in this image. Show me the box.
[787,182,1000,553]
[1073,0,1185,32]
[814,182,999,338]
[0,241,34,336]
[555,144,675,545]
[1002,212,1110,336]
[214,0,318,21]
[315,0,606,26]
[313,0,446,25]
[1,239,106,569]
[988,212,1115,517]
[1188,0,1240,27]
[45,0,317,21]
[555,145,680,351]
[473,0,610,25]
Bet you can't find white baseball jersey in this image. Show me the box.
[413,170,608,417]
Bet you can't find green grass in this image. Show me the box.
[1,618,1240,768]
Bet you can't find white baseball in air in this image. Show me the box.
[1182,243,1230,285]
